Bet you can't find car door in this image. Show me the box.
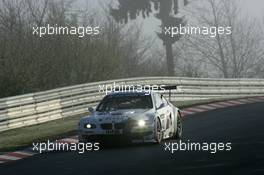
[154,93,172,131]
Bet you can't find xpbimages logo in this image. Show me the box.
[164,140,232,154]
[98,82,167,95]
[32,140,100,154]
[32,24,100,37]
[163,24,232,38]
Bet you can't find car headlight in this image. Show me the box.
[86,124,92,129]
[138,120,146,127]
[84,123,96,129]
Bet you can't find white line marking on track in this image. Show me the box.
[14,151,34,156]
[238,99,253,103]
[185,107,206,113]
[224,101,240,105]
[196,105,216,110]
[59,138,78,143]
[0,155,21,161]
[207,103,225,108]
[181,110,196,115]
[217,102,236,106]
[227,100,245,105]
[247,98,263,102]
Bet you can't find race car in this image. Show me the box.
[78,91,182,143]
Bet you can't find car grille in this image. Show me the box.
[114,123,125,129]
[100,123,126,130]
[101,123,113,130]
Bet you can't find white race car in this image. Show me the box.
[78,91,182,143]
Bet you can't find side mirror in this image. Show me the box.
[88,107,94,113]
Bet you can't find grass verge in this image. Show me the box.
[0,114,87,152]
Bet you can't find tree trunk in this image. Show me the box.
[165,42,175,76]
[210,0,228,78]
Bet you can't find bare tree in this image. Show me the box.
[110,0,189,76]
[173,39,206,77]
[0,0,159,98]
[186,0,264,78]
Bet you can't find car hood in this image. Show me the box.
[80,109,154,123]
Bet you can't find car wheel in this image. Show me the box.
[155,118,163,143]
[175,112,183,139]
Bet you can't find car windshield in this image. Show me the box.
[96,94,153,112]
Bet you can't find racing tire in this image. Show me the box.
[155,118,163,143]
[174,112,183,139]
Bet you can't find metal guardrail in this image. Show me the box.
[1,77,264,132]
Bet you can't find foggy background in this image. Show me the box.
[74,0,264,36]
[0,0,263,98]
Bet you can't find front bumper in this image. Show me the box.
[78,121,154,141]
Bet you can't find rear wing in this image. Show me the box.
[161,85,177,101]
[111,84,177,101]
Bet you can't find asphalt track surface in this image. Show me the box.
[1,102,264,175]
